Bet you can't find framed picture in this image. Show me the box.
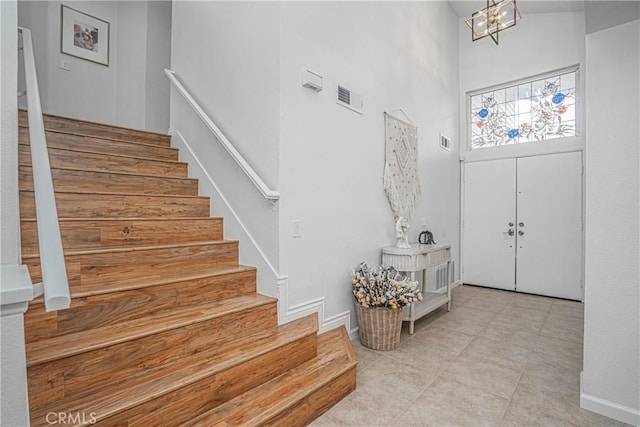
[60,5,110,66]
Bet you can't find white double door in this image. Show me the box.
[462,151,583,300]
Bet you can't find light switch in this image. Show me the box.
[293,220,302,238]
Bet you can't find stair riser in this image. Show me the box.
[21,217,221,255]
[19,127,178,160]
[25,268,256,343]
[19,191,210,219]
[263,368,356,427]
[27,302,280,411]
[19,145,187,177]
[19,166,198,197]
[25,241,239,287]
[19,112,171,146]
[96,334,318,427]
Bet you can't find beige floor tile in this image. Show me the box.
[488,312,544,334]
[524,351,581,388]
[316,291,624,427]
[351,340,384,374]
[431,315,488,336]
[394,326,474,363]
[359,353,442,392]
[544,313,584,331]
[550,303,584,320]
[319,387,406,426]
[540,322,584,344]
[438,305,498,324]
[442,353,522,399]
[401,306,448,337]
[452,285,484,298]
[396,377,510,427]
[477,324,540,351]
[460,297,509,314]
[534,335,583,368]
[501,305,550,323]
[508,294,555,312]
[459,336,532,370]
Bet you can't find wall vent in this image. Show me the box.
[336,84,363,114]
[440,134,451,151]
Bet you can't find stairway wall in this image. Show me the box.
[170,2,461,330]
[17,1,171,133]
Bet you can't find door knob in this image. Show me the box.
[505,229,514,236]
[518,230,525,236]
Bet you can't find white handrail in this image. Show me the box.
[164,69,280,201]
[18,27,70,311]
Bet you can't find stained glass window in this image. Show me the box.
[469,69,577,149]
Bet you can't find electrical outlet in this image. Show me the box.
[293,220,302,238]
[59,60,71,71]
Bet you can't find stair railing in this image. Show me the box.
[164,69,280,202]
[18,27,70,311]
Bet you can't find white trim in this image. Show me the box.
[277,276,351,333]
[164,69,279,201]
[172,130,350,333]
[581,373,640,426]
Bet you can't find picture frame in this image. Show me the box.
[60,5,110,66]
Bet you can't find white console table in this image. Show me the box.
[381,243,452,334]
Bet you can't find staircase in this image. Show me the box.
[18,110,357,426]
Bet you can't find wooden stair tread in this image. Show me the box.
[19,125,177,150]
[20,143,185,166]
[186,327,357,427]
[19,109,171,145]
[27,293,278,366]
[20,165,198,182]
[22,189,203,198]
[30,315,318,424]
[23,239,234,259]
[21,216,221,223]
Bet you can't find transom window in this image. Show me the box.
[469,68,578,150]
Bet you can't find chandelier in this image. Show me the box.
[465,0,522,45]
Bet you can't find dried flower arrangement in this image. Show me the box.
[351,262,422,309]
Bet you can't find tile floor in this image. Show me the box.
[312,285,629,427]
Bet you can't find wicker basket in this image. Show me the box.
[355,304,403,351]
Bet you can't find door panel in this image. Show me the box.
[462,159,517,290]
[516,152,583,300]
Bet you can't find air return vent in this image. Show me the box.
[440,134,451,151]
[336,84,363,114]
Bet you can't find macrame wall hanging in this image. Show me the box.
[383,111,422,248]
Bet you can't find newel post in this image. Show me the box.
[1,265,34,426]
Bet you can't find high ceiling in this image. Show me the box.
[448,1,586,18]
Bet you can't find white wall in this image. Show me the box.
[459,11,586,159]
[582,19,640,426]
[17,1,171,132]
[145,1,171,133]
[278,1,460,326]
[170,1,282,294]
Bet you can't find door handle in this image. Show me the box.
[504,229,514,236]
[518,230,525,236]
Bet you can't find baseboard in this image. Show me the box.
[277,276,351,333]
[349,327,359,342]
[580,372,640,426]
[451,279,462,289]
